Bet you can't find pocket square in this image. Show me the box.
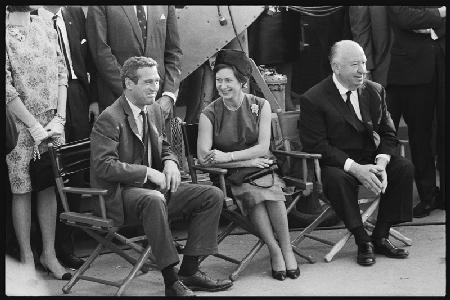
[160,14,166,20]
[81,38,87,44]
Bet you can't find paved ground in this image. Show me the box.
[5,208,445,296]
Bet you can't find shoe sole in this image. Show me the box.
[374,251,409,259]
[187,282,233,292]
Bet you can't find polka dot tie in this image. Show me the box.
[136,5,147,46]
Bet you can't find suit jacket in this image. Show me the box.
[90,95,179,226]
[387,6,445,85]
[349,6,393,86]
[86,6,182,111]
[299,75,398,168]
[61,6,98,105]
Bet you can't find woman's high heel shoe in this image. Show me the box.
[271,269,287,281]
[286,266,300,279]
[39,258,72,281]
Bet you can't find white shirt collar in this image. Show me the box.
[332,73,355,97]
[125,96,147,119]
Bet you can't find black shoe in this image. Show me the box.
[57,253,85,270]
[165,280,196,296]
[357,242,376,266]
[179,270,233,292]
[413,201,436,218]
[373,238,409,259]
[286,266,300,279]
[271,269,287,281]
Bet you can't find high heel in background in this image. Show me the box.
[271,269,286,281]
[286,266,300,279]
[39,258,72,281]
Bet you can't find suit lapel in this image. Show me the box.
[147,107,162,168]
[325,77,360,131]
[120,96,142,142]
[122,6,144,53]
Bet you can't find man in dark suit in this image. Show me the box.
[386,6,446,218]
[90,56,232,296]
[299,40,413,266]
[86,5,182,119]
[38,5,99,269]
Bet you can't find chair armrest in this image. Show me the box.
[192,165,228,175]
[272,149,322,160]
[63,187,108,195]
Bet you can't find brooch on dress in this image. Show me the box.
[251,104,259,116]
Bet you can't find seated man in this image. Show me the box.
[299,40,413,266]
[90,56,233,296]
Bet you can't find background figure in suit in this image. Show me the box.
[90,56,232,296]
[299,40,413,267]
[38,5,99,270]
[86,5,182,120]
[386,6,446,218]
[349,6,393,87]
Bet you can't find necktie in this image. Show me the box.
[345,91,358,120]
[140,110,149,166]
[136,6,147,46]
[52,15,71,79]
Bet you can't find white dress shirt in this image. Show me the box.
[332,74,390,171]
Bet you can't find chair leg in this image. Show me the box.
[291,244,316,264]
[116,245,154,296]
[291,205,334,246]
[229,239,265,281]
[364,220,413,246]
[199,221,239,264]
[63,241,106,294]
[324,231,352,263]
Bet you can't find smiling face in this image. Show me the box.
[126,66,160,109]
[332,43,367,90]
[215,67,243,102]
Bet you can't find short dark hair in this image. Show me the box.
[7,6,35,12]
[213,63,248,84]
[121,56,158,89]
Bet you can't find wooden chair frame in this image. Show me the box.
[273,111,412,263]
[180,119,319,281]
[48,138,159,296]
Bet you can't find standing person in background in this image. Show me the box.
[386,6,446,218]
[6,5,71,280]
[349,6,393,87]
[248,6,301,111]
[37,5,99,270]
[86,5,182,120]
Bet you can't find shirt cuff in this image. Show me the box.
[162,91,176,103]
[344,158,355,172]
[430,28,438,40]
[375,154,391,164]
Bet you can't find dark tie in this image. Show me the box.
[345,91,358,120]
[136,5,147,46]
[140,110,149,166]
[52,15,71,79]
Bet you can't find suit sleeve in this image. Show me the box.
[86,6,123,99]
[162,5,182,94]
[349,6,375,71]
[91,112,148,184]
[387,6,443,30]
[299,95,350,168]
[375,86,399,156]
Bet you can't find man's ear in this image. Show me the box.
[124,77,134,90]
[331,62,339,74]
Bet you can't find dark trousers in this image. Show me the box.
[122,183,223,270]
[55,79,91,257]
[386,79,438,204]
[322,155,414,230]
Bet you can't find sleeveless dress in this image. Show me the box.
[202,94,285,215]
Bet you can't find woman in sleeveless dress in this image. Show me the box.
[197,49,300,281]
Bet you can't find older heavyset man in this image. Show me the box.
[90,56,232,296]
[299,40,413,266]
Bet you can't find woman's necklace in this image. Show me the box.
[223,94,244,111]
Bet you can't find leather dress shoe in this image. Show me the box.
[373,238,409,259]
[165,280,196,296]
[57,253,85,270]
[357,242,376,266]
[179,270,233,292]
[413,201,436,218]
